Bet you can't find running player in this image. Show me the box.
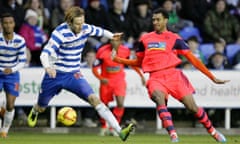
[112,8,229,143]
[92,39,145,136]
[27,6,133,141]
[0,13,27,138]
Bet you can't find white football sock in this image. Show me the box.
[2,109,15,133]
[95,103,121,133]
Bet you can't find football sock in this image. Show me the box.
[2,109,15,133]
[32,105,39,114]
[99,117,107,128]
[157,105,176,135]
[95,103,121,133]
[194,107,215,134]
[112,107,124,123]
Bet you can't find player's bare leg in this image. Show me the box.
[0,93,16,138]
[152,90,179,142]
[181,95,227,143]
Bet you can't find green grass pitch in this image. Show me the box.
[1,132,239,144]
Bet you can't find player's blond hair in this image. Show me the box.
[64,6,85,24]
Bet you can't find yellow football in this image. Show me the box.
[57,107,77,126]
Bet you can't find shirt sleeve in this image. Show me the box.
[40,30,63,68]
[11,40,27,72]
[173,39,190,55]
[83,24,113,39]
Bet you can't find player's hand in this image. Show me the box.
[212,78,230,84]
[3,68,12,75]
[112,32,123,41]
[100,78,108,84]
[45,67,56,78]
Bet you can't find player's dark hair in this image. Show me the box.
[153,8,169,19]
[0,13,14,23]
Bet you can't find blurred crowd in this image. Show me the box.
[0,0,240,70]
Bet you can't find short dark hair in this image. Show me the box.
[0,13,14,23]
[153,8,169,19]
[187,36,199,43]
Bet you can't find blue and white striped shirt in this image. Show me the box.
[42,23,112,72]
[0,33,27,72]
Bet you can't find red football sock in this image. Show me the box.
[195,107,215,134]
[157,105,176,135]
[112,107,125,124]
[99,117,107,128]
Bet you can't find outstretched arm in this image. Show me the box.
[92,66,108,84]
[184,51,230,84]
[112,55,142,67]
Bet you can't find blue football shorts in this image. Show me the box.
[37,71,94,107]
[0,71,20,96]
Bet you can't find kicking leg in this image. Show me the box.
[88,94,134,141]
[181,95,226,143]
[27,104,46,127]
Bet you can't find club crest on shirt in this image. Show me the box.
[147,42,166,50]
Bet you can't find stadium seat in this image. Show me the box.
[226,44,240,64]
[199,43,215,60]
[179,26,202,43]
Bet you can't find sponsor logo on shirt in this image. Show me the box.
[147,42,166,50]
[106,66,121,73]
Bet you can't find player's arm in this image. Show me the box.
[112,56,142,67]
[183,51,230,84]
[174,38,229,84]
[86,24,122,40]
[130,66,146,85]
[92,59,104,80]
[40,30,63,78]
[111,40,143,67]
[92,59,108,84]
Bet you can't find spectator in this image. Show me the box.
[162,0,193,33]
[206,38,231,65]
[23,0,50,31]
[187,36,205,63]
[232,50,240,69]
[131,0,153,40]
[178,0,212,33]
[85,0,110,49]
[42,0,59,13]
[50,0,75,31]
[0,0,25,32]
[207,52,232,69]
[108,0,134,48]
[230,0,240,22]
[78,0,109,10]
[19,9,48,66]
[180,36,206,69]
[213,38,227,54]
[204,0,240,44]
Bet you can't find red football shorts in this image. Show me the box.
[147,68,195,101]
[100,77,126,104]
